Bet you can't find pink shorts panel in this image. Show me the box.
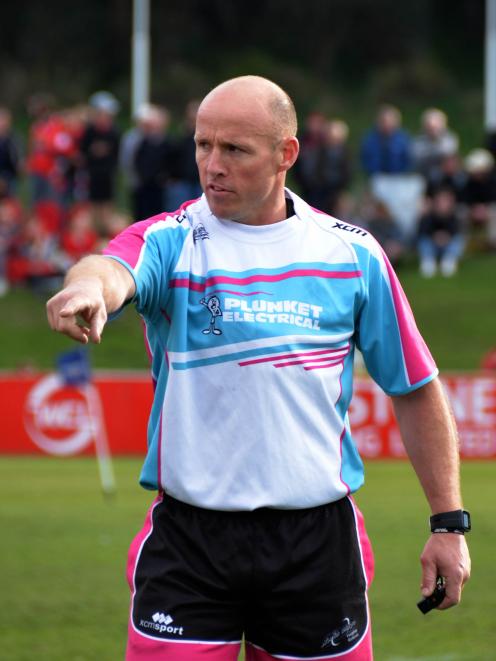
[126,625,241,660]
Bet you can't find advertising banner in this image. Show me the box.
[0,372,495,459]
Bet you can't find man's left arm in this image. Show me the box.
[391,377,471,609]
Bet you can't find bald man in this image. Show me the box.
[47,76,470,661]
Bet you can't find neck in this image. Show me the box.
[241,189,289,226]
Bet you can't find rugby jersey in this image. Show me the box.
[104,189,437,510]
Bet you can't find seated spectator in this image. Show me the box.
[8,211,69,293]
[362,106,423,243]
[425,152,467,201]
[460,148,496,250]
[60,204,99,264]
[360,105,411,176]
[412,108,459,180]
[0,107,22,196]
[481,346,496,370]
[359,194,405,267]
[33,199,64,235]
[417,188,465,277]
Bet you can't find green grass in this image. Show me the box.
[0,288,148,371]
[1,253,495,371]
[0,458,493,661]
[397,253,496,370]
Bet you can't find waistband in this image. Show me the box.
[159,491,347,520]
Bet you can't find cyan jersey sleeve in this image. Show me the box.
[103,216,189,321]
[355,243,438,395]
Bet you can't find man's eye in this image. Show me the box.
[228,145,242,153]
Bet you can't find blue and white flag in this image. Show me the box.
[57,348,92,386]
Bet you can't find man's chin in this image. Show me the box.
[207,199,237,221]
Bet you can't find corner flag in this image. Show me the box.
[57,348,116,497]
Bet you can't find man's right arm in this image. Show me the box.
[46,255,136,345]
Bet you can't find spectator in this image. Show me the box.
[362,105,422,243]
[425,152,467,201]
[9,214,70,293]
[0,107,22,195]
[60,204,99,264]
[318,119,353,214]
[360,105,411,176]
[120,103,154,210]
[291,116,351,214]
[360,194,405,267]
[292,110,327,203]
[166,99,202,210]
[461,148,496,250]
[412,108,459,180]
[25,93,74,206]
[133,105,172,220]
[0,184,23,296]
[57,105,87,206]
[485,127,496,161]
[417,188,465,277]
[80,91,121,237]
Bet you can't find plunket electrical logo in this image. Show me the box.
[222,297,323,330]
[139,612,184,636]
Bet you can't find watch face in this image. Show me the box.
[462,511,471,530]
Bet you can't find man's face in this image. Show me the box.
[194,95,288,225]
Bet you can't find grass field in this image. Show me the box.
[0,458,494,661]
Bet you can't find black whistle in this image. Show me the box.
[417,576,446,614]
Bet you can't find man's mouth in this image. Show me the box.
[208,183,232,193]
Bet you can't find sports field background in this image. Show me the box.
[1,457,494,661]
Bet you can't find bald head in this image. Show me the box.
[199,76,297,143]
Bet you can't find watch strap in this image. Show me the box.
[430,509,471,534]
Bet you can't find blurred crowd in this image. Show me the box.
[1,91,496,296]
[295,105,496,278]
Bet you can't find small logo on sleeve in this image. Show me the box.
[332,221,368,237]
[193,223,210,242]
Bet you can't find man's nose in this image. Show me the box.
[205,147,226,176]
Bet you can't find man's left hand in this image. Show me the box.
[420,533,471,609]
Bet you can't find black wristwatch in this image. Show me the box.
[430,509,471,534]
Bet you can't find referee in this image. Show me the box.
[47,76,470,661]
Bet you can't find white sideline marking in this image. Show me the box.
[387,655,461,661]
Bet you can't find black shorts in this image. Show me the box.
[126,494,374,660]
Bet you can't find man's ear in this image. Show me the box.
[278,136,299,173]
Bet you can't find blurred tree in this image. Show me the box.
[0,0,484,112]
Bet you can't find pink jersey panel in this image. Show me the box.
[103,199,198,268]
[103,213,166,268]
[383,255,436,386]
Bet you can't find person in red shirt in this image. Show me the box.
[61,204,99,264]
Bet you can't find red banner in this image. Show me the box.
[349,375,496,459]
[1,372,495,458]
